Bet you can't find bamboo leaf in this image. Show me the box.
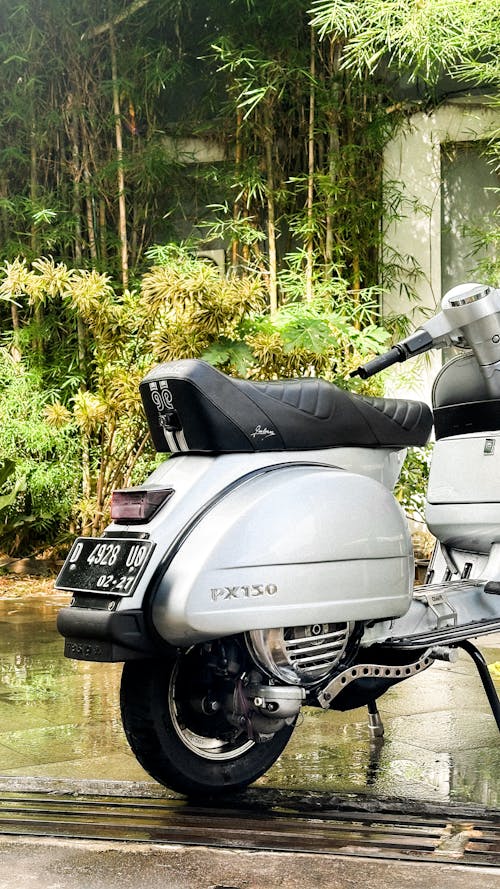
[0,460,16,489]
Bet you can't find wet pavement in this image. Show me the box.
[1,835,500,889]
[2,835,500,889]
[0,593,498,807]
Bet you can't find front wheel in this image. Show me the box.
[120,649,296,796]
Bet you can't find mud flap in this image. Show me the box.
[57,606,161,662]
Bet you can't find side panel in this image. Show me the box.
[105,447,404,614]
[152,465,413,645]
[57,450,411,660]
[426,432,500,550]
[427,432,500,504]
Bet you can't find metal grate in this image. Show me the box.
[0,792,498,866]
[285,624,350,675]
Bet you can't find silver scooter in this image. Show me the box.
[56,281,500,796]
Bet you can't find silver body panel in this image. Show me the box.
[150,462,413,646]
[105,447,412,645]
[361,579,500,647]
[427,432,500,551]
[108,425,500,649]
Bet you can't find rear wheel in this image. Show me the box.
[120,647,296,796]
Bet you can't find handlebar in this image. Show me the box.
[350,345,406,379]
[350,329,434,380]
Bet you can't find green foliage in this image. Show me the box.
[1,0,498,553]
[394,444,433,521]
[0,250,392,543]
[234,293,390,388]
[309,0,500,84]
[0,351,80,554]
[139,247,391,387]
[0,459,18,510]
[0,458,35,548]
[0,253,263,536]
[207,18,401,299]
[468,212,500,287]
[0,0,497,303]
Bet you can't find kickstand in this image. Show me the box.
[458,639,500,733]
[366,700,384,787]
[367,699,384,741]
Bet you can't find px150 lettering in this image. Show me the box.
[211,583,278,602]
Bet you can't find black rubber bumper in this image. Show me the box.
[57,606,159,662]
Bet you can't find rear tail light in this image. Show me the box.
[111,487,174,523]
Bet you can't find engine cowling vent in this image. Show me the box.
[246,622,353,686]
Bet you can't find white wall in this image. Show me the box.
[383,99,500,401]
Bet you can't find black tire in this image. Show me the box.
[120,652,296,797]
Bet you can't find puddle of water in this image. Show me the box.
[0,597,498,806]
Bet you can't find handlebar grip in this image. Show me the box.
[350,346,405,379]
[350,330,434,379]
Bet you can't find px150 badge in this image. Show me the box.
[211,583,278,602]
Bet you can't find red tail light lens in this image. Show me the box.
[111,487,174,523]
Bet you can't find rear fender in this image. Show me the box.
[151,463,413,646]
[57,455,412,659]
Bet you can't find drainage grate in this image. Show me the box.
[0,792,498,866]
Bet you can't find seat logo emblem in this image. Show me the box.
[251,425,276,438]
[149,381,174,411]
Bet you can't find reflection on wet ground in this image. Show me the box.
[0,596,498,807]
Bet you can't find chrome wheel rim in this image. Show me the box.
[168,660,255,761]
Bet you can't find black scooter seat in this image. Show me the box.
[140,359,433,454]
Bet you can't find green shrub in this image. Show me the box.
[0,350,80,554]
